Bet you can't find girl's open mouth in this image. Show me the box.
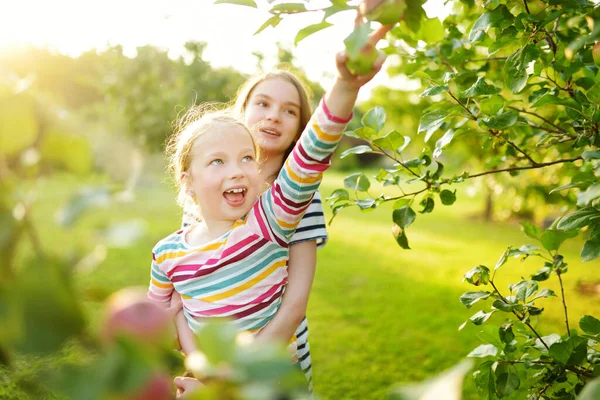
[223,187,247,207]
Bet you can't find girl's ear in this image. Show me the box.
[180,172,194,196]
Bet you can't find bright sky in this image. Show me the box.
[0,0,451,95]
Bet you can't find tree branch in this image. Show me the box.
[508,106,567,133]
[447,90,477,120]
[466,157,583,180]
[386,187,429,202]
[505,139,539,165]
[372,143,421,179]
[556,270,570,337]
[491,281,550,351]
[523,0,531,14]
[466,56,508,63]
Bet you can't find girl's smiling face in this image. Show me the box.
[244,77,302,157]
[186,122,260,225]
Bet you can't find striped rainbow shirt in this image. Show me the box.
[148,99,351,334]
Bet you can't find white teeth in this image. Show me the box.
[263,129,278,135]
[226,188,245,194]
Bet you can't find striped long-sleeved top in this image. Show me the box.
[148,99,351,334]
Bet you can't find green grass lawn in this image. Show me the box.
[13,170,600,400]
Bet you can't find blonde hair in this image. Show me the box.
[166,104,259,210]
[233,68,314,164]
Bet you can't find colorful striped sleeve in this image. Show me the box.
[255,98,351,244]
[147,249,174,306]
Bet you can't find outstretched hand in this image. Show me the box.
[335,9,395,88]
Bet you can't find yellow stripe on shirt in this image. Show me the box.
[200,259,287,302]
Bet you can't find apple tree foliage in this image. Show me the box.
[227,0,600,398]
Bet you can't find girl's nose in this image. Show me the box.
[266,108,281,122]
[228,163,245,179]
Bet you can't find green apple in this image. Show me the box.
[593,42,600,66]
[347,46,379,75]
[360,0,406,26]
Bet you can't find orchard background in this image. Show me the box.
[1,0,600,399]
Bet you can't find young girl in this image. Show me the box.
[179,69,325,389]
[149,15,391,394]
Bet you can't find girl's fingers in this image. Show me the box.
[354,6,364,28]
[369,24,393,46]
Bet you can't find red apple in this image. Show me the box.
[360,0,406,26]
[129,372,173,400]
[102,287,171,346]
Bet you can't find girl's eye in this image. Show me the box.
[285,109,297,116]
[210,159,224,166]
[241,155,254,163]
[257,101,268,107]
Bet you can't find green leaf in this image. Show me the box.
[431,162,444,180]
[440,190,456,205]
[478,110,518,129]
[532,288,556,301]
[340,145,375,159]
[393,206,416,229]
[357,198,376,210]
[403,0,425,33]
[464,265,491,286]
[512,280,538,303]
[343,173,371,192]
[478,95,504,115]
[499,324,515,344]
[578,378,600,400]
[433,130,455,158]
[532,93,582,111]
[352,126,377,139]
[580,315,600,335]
[15,257,86,354]
[195,321,238,364]
[294,21,333,45]
[540,229,578,251]
[557,207,600,231]
[468,6,514,42]
[56,187,112,227]
[392,224,410,250]
[215,0,256,7]
[492,299,520,312]
[460,291,491,308]
[373,130,406,151]
[473,360,496,398]
[419,17,445,44]
[521,221,542,240]
[549,340,572,365]
[531,267,551,281]
[504,50,528,94]
[254,15,282,35]
[577,183,600,206]
[418,108,457,138]
[550,182,586,194]
[496,371,520,397]
[462,76,500,98]
[269,2,307,14]
[420,84,448,97]
[362,106,386,132]
[494,247,510,270]
[583,150,600,161]
[582,236,600,262]
[419,197,434,214]
[344,22,372,58]
[327,188,350,203]
[467,344,498,357]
